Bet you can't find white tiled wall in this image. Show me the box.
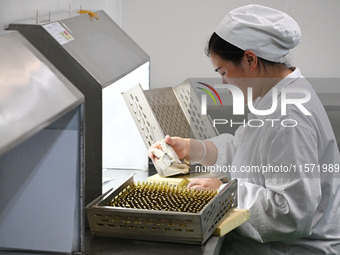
[120,0,340,92]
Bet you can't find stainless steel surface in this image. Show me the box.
[86,177,237,245]
[174,79,219,139]
[123,84,165,147]
[122,81,219,149]
[0,31,84,253]
[145,86,191,139]
[62,10,148,87]
[96,169,225,254]
[9,11,149,87]
[9,11,150,212]
[0,31,83,156]
[122,81,218,175]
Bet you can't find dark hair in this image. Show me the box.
[205,32,289,71]
[205,32,244,65]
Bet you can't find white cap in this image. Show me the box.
[215,4,301,63]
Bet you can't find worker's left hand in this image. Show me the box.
[187,178,223,190]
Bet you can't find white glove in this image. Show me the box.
[150,139,189,177]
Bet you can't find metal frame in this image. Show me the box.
[122,80,219,148]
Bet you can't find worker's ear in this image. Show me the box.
[243,50,258,71]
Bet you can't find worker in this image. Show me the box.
[149,4,340,254]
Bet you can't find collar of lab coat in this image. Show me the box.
[247,67,301,120]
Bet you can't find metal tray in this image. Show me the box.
[86,177,237,245]
[122,80,219,148]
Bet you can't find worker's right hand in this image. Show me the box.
[148,135,190,161]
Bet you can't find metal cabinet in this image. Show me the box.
[0,31,84,253]
[9,10,150,210]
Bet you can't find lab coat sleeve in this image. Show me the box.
[236,125,322,243]
[208,133,237,179]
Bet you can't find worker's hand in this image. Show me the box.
[187,178,223,191]
[148,135,190,161]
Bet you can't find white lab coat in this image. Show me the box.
[209,68,340,254]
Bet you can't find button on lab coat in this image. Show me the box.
[209,68,340,254]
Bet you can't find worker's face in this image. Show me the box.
[210,52,252,99]
[210,52,244,82]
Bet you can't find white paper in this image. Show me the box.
[43,22,74,45]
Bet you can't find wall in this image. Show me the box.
[120,0,340,92]
[0,0,339,92]
[0,0,121,30]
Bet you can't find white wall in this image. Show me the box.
[120,0,340,92]
[0,0,339,92]
[0,0,121,30]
